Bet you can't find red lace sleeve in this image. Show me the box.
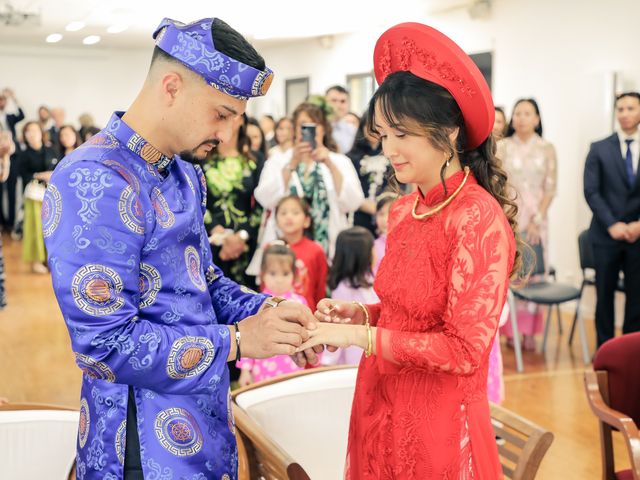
[365,303,381,326]
[376,191,515,376]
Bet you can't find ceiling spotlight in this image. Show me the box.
[65,21,85,32]
[82,35,101,45]
[46,33,63,43]
[107,24,128,34]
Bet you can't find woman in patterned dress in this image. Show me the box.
[498,98,557,350]
[203,114,264,286]
[254,102,364,258]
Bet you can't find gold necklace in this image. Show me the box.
[412,166,471,220]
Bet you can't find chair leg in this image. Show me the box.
[507,290,523,373]
[556,304,563,335]
[577,304,591,365]
[541,305,553,353]
[568,284,585,346]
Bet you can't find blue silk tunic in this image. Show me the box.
[43,112,267,480]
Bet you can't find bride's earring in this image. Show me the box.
[444,152,453,169]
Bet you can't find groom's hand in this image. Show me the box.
[237,301,318,361]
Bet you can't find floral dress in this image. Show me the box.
[498,134,557,338]
[203,152,264,285]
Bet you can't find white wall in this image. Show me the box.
[3,0,640,311]
[0,44,149,129]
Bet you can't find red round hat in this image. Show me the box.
[373,22,494,150]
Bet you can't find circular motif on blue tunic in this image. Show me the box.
[72,264,124,316]
[166,336,214,379]
[118,185,145,235]
[115,420,126,465]
[151,188,175,228]
[103,160,141,193]
[78,398,90,448]
[139,263,162,309]
[42,184,62,238]
[75,352,116,382]
[184,246,206,292]
[154,407,203,457]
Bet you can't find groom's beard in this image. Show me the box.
[179,139,219,164]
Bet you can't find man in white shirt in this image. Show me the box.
[326,85,357,154]
[584,91,640,346]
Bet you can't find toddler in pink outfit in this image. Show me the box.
[237,242,306,386]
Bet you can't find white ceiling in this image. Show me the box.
[0,0,473,49]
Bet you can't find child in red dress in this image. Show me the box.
[275,195,327,308]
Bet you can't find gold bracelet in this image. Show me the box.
[365,323,372,358]
[352,301,370,325]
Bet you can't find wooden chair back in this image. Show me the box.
[490,403,554,480]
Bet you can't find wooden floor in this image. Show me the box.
[0,233,631,479]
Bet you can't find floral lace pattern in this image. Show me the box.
[346,171,513,479]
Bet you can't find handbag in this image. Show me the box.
[24,179,46,202]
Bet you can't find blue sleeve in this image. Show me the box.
[44,160,232,395]
[192,163,269,324]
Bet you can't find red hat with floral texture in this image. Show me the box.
[373,22,494,150]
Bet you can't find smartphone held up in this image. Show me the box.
[300,123,317,150]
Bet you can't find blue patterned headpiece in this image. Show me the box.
[152,17,274,100]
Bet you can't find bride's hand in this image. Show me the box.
[315,299,366,325]
[296,322,359,353]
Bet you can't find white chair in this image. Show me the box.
[0,403,78,480]
[233,366,358,480]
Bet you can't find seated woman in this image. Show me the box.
[254,102,364,258]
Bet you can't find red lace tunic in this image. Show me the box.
[346,171,514,479]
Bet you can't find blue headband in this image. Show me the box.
[153,18,274,100]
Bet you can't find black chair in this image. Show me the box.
[511,241,590,363]
[568,230,625,347]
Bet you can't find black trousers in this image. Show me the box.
[0,153,19,229]
[123,386,144,479]
[593,241,640,347]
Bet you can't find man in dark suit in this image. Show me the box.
[584,91,640,347]
[0,88,24,231]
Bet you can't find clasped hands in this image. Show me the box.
[608,221,640,243]
[237,299,371,367]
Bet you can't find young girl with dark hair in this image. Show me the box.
[322,227,379,366]
[298,23,522,478]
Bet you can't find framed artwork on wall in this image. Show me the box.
[285,77,310,116]
[347,72,375,116]
[469,52,492,92]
